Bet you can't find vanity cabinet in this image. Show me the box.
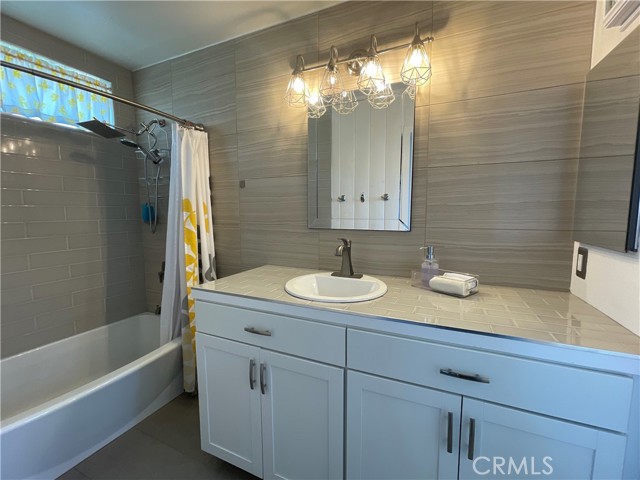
[195,302,345,480]
[347,329,631,480]
[194,292,636,480]
[347,371,461,479]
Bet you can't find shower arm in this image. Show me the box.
[0,60,205,132]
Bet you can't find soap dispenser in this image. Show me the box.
[419,245,439,286]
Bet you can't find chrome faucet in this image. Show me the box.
[332,238,363,279]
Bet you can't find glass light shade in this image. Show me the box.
[307,91,326,118]
[368,82,395,109]
[332,89,359,114]
[400,27,432,86]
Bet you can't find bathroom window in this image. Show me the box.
[0,42,114,127]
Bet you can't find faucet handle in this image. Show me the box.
[337,238,351,247]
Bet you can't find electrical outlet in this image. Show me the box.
[576,246,588,279]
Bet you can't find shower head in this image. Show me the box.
[119,137,163,165]
[77,119,124,139]
[120,138,139,149]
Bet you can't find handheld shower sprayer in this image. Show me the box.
[77,117,167,235]
[119,137,163,165]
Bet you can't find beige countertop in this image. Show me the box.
[194,265,640,357]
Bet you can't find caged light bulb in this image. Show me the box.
[285,55,309,108]
[292,76,305,93]
[319,46,343,103]
[400,23,432,87]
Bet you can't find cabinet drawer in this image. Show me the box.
[347,329,633,432]
[196,301,345,366]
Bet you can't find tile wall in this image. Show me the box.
[132,1,595,294]
[1,16,147,357]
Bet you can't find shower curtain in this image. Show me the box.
[161,124,216,393]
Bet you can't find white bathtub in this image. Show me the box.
[0,313,183,480]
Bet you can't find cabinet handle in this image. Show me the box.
[249,359,256,390]
[260,362,267,395]
[244,327,272,337]
[468,418,476,460]
[440,368,490,384]
[447,412,453,453]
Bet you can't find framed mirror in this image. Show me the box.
[307,82,415,231]
[574,29,640,252]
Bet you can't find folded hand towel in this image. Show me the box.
[429,274,478,297]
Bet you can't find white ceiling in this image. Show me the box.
[1,1,340,71]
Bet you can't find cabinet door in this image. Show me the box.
[261,350,344,480]
[347,371,461,480]
[459,398,627,480]
[195,334,263,478]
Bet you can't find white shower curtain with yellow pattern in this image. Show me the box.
[161,123,216,393]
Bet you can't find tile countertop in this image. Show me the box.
[193,265,640,357]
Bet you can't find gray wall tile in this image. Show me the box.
[425,228,574,290]
[2,206,66,222]
[130,0,596,297]
[26,221,99,237]
[428,84,585,167]
[238,123,308,179]
[32,274,104,300]
[430,3,594,104]
[1,222,26,239]
[1,266,69,289]
[1,172,63,191]
[0,18,147,358]
[29,247,102,269]
[427,159,578,230]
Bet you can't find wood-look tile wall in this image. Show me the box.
[133,1,595,292]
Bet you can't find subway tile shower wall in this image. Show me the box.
[133,0,595,291]
[0,14,151,357]
[0,116,148,358]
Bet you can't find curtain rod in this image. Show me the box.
[0,60,205,131]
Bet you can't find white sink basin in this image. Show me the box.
[285,272,387,303]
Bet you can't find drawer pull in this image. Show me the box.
[447,412,453,453]
[244,327,272,337]
[249,359,256,390]
[440,368,490,384]
[260,362,267,395]
[468,418,476,460]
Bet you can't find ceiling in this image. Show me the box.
[1,1,340,71]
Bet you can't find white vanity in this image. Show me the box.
[192,265,640,480]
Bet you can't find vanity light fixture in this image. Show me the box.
[357,35,386,97]
[307,91,327,119]
[285,55,308,108]
[368,81,396,109]
[400,23,432,87]
[319,46,344,103]
[287,25,433,118]
[332,89,359,114]
[404,83,417,101]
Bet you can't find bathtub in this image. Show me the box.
[0,313,183,480]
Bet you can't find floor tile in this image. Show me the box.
[57,394,257,480]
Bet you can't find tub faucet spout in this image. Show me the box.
[332,238,363,279]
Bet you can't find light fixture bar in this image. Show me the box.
[298,36,434,74]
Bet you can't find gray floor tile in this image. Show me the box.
[56,394,257,480]
[135,393,217,467]
[57,468,90,480]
